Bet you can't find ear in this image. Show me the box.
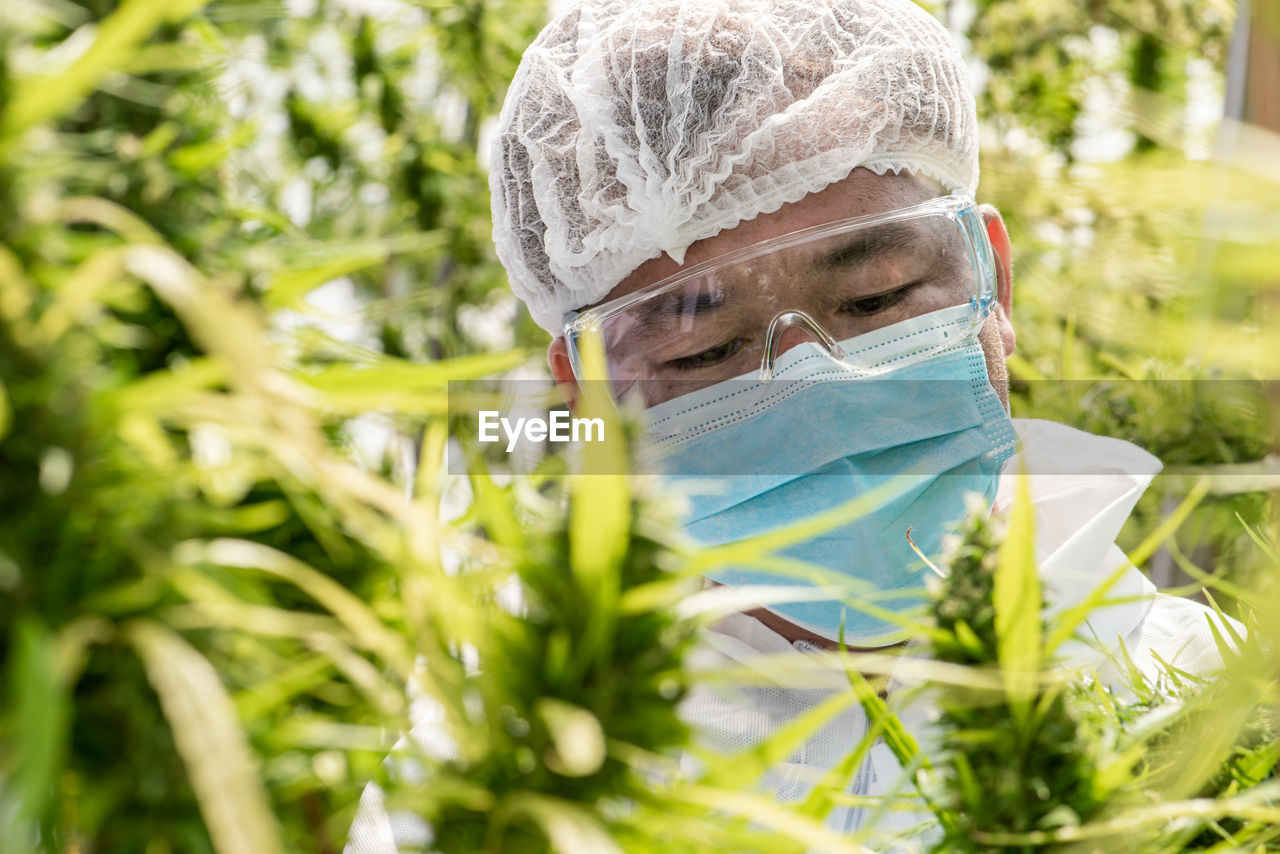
[979,204,1015,357]
[547,337,579,410]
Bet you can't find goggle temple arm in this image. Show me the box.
[561,309,591,385]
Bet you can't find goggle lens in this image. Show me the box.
[567,198,994,407]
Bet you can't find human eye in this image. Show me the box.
[663,338,747,371]
[839,281,920,316]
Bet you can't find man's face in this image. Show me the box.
[549,167,1016,407]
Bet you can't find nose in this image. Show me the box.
[760,310,845,380]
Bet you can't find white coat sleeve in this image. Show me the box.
[1117,591,1245,682]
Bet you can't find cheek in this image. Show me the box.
[977,317,1010,412]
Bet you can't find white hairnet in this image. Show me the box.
[490,0,979,334]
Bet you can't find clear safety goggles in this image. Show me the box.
[562,195,998,409]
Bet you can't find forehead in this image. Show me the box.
[596,168,943,306]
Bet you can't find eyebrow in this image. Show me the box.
[626,285,728,334]
[617,218,937,334]
[810,220,930,272]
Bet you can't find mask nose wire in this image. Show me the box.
[759,310,846,381]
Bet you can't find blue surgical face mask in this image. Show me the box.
[641,304,1018,645]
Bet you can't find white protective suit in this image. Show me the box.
[344,419,1241,853]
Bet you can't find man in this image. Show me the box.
[347,0,1238,848]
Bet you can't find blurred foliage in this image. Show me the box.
[967,0,1278,599]
[0,0,547,850]
[0,0,1277,853]
[968,0,1233,156]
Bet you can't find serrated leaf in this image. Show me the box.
[9,618,68,828]
[169,123,257,177]
[262,250,387,309]
[174,538,412,676]
[993,470,1039,725]
[127,620,286,854]
[0,0,213,142]
[567,324,629,665]
[308,351,531,386]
